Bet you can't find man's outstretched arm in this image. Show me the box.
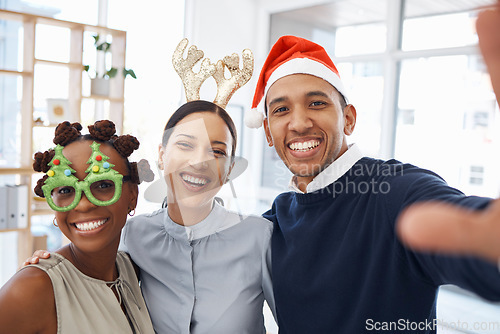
[397,2,500,267]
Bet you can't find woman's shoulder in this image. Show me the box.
[0,266,55,332]
[7,265,53,296]
[125,208,166,229]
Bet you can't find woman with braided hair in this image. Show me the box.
[0,120,155,334]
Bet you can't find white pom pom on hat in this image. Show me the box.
[244,108,265,129]
[246,35,348,129]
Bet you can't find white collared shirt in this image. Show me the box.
[288,143,363,194]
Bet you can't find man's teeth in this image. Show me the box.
[75,219,107,231]
[289,140,320,151]
[182,174,208,186]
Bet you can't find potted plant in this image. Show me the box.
[83,34,136,96]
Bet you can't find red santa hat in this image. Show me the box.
[245,35,347,128]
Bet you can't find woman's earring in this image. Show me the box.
[128,208,136,217]
[53,217,58,227]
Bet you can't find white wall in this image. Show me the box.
[183,0,269,211]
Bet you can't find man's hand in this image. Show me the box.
[397,200,500,263]
[477,1,500,106]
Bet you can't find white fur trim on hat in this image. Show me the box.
[265,58,346,99]
[258,57,348,114]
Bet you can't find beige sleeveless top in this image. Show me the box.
[22,251,154,334]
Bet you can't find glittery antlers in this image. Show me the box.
[172,38,216,102]
[172,38,254,108]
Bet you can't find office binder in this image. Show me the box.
[6,185,28,229]
[0,186,7,230]
[16,185,28,229]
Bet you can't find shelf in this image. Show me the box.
[0,69,32,77]
[32,122,55,128]
[0,227,30,233]
[83,95,124,103]
[0,167,33,175]
[35,58,83,69]
[32,208,54,216]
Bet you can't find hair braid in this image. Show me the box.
[33,150,55,173]
[34,175,48,198]
[53,121,82,146]
[112,135,140,158]
[88,120,116,141]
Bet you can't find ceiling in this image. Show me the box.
[272,0,496,28]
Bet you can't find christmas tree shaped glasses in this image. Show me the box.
[42,142,129,212]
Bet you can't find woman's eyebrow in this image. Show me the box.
[211,141,227,147]
[176,134,227,148]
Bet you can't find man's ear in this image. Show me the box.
[263,118,274,147]
[343,104,357,136]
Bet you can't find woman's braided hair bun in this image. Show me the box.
[113,135,140,158]
[88,120,116,141]
[32,150,55,198]
[53,121,82,146]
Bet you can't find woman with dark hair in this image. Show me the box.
[0,120,155,334]
[120,100,275,334]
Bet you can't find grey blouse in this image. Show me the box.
[22,251,155,334]
[120,202,275,333]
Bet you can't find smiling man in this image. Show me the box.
[247,35,500,333]
[265,73,355,192]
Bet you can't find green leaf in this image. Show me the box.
[93,34,100,45]
[83,65,90,72]
[123,68,137,79]
[106,67,118,78]
[96,42,111,52]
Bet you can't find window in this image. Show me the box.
[469,165,484,185]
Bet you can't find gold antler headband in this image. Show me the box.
[172,38,254,108]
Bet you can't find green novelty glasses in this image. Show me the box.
[41,142,128,212]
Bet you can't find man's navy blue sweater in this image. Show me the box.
[264,157,500,333]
